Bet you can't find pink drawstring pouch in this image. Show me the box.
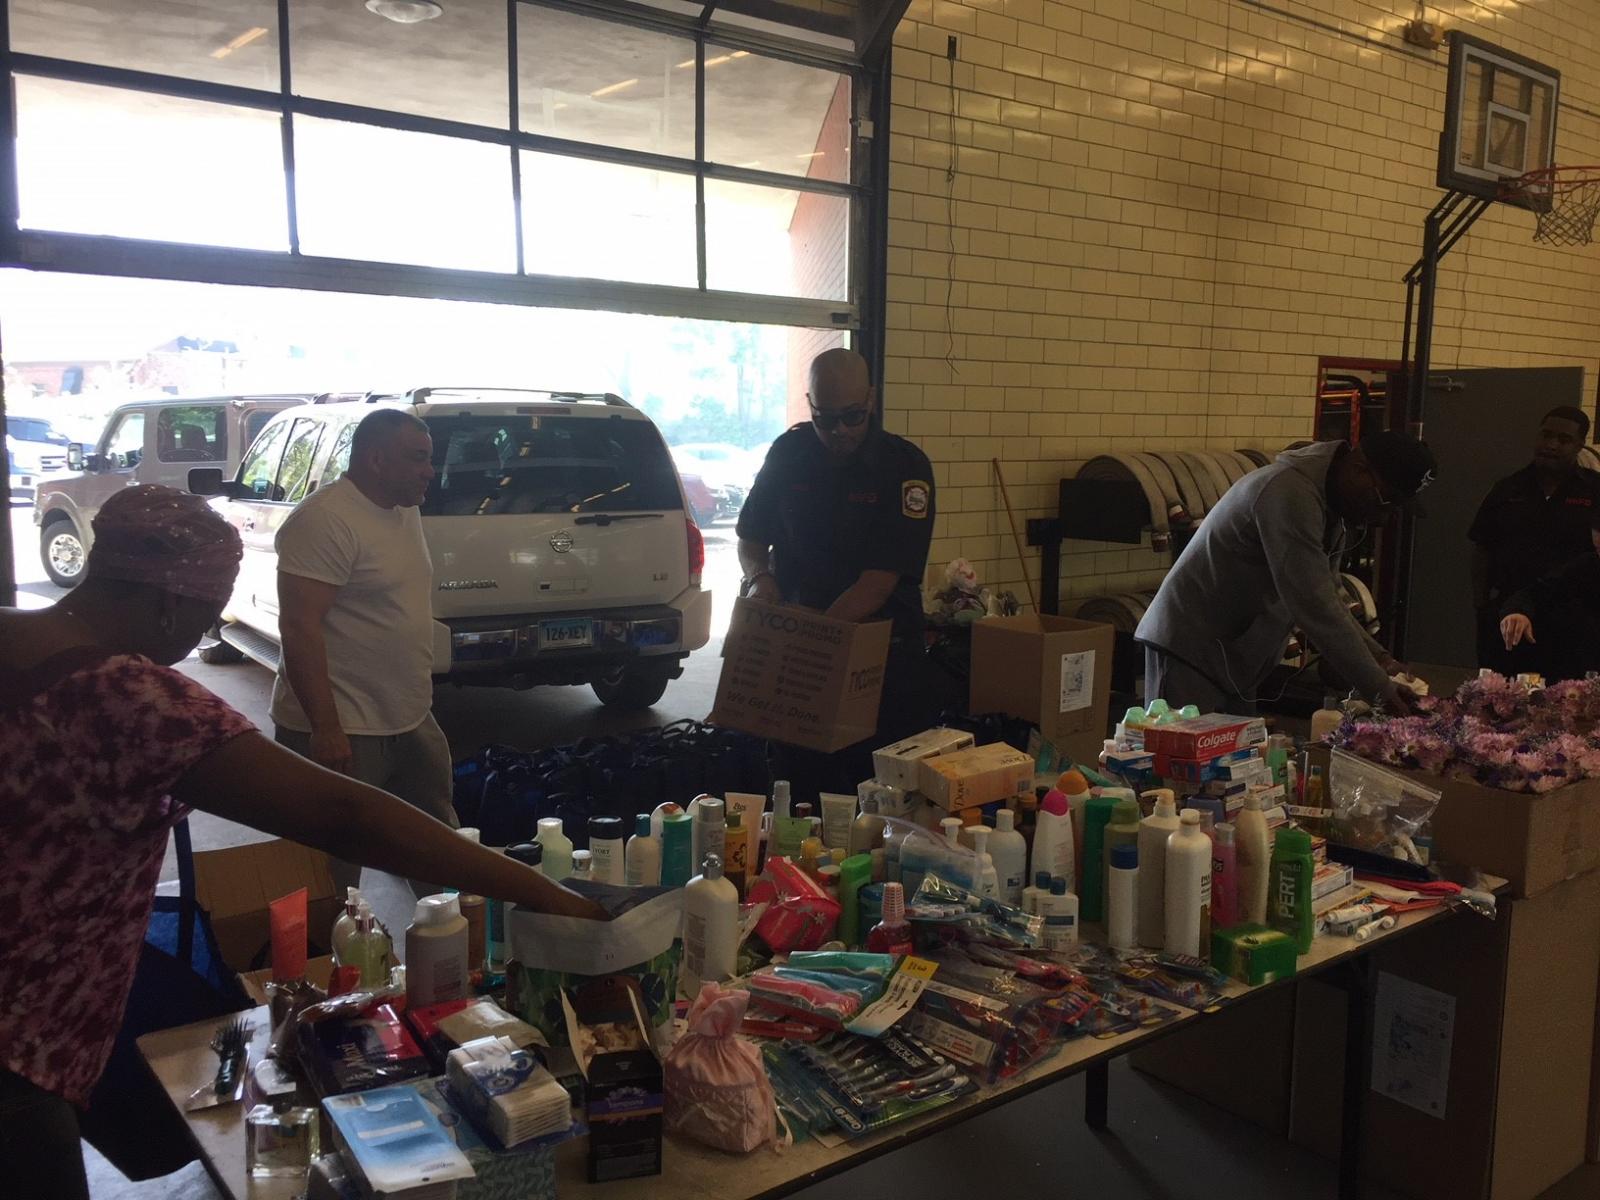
[664,983,777,1154]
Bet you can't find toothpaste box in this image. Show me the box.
[1154,747,1257,783]
[1144,714,1268,760]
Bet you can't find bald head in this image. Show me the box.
[806,349,875,460]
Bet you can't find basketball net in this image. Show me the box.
[1500,166,1600,247]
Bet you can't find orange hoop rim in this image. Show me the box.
[1499,165,1600,197]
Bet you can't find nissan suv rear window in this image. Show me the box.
[423,414,683,517]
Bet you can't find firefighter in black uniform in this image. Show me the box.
[736,348,937,802]
[1470,405,1600,676]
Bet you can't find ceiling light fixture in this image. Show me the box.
[590,78,639,98]
[364,0,444,24]
[796,151,824,159]
[210,26,269,59]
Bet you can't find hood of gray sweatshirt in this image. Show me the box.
[1134,440,1390,704]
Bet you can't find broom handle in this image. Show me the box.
[992,458,1039,611]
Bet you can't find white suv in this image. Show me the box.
[190,388,713,709]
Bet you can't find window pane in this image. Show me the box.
[15,78,288,250]
[295,118,516,272]
[288,0,506,127]
[706,179,847,300]
[520,154,696,287]
[107,414,146,466]
[423,414,682,517]
[10,0,280,90]
[323,424,356,485]
[240,418,291,496]
[705,51,848,183]
[518,9,694,159]
[276,418,325,503]
[157,405,228,463]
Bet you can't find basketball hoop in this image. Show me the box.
[1499,166,1600,246]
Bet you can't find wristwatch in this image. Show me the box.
[740,571,775,598]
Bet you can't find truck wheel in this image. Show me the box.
[198,625,246,665]
[40,516,86,588]
[591,661,674,709]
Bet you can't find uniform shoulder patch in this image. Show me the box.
[902,479,931,518]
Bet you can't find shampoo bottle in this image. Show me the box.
[588,816,626,885]
[1058,770,1092,875]
[680,853,739,999]
[1137,791,1181,949]
[1080,791,1120,923]
[692,799,726,886]
[660,811,695,887]
[625,814,661,886]
[1103,796,1143,919]
[405,894,469,1009]
[1107,845,1139,951]
[1211,822,1239,929]
[1236,792,1272,924]
[848,794,886,857]
[650,800,684,843]
[1031,790,1075,893]
[1269,827,1317,954]
[535,817,573,882]
[1164,809,1212,958]
[988,809,1029,907]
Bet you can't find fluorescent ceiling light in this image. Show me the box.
[210,26,269,59]
[365,0,444,24]
[590,78,639,98]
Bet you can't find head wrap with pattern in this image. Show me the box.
[86,485,243,605]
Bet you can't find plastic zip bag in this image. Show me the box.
[1328,749,1442,865]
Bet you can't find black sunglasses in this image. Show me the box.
[809,405,870,432]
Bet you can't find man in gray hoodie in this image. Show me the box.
[1135,432,1436,714]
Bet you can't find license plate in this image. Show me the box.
[541,618,592,649]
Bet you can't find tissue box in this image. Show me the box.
[561,978,663,1183]
[1212,925,1298,985]
[409,1078,559,1200]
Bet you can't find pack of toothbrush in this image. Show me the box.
[764,1029,976,1139]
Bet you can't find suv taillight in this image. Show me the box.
[687,517,705,587]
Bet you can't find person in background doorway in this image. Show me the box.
[0,487,602,1200]
[736,348,938,801]
[1136,432,1436,715]
[1470,405,1600,674]
[273,409,454,896]
[1497,506,1600,681]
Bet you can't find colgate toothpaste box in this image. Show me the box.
[1144,714,1267,760]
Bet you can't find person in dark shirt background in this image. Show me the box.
[736,349,938,801]
[1498,507,1600,681]
[1469,405,1600,676]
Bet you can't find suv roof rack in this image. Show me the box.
[406,387,633,409]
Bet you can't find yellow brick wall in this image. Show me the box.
[883,0,1600,606]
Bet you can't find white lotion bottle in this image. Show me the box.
[1137,791,1181,949]
[988,809,1029,907]
[1039,877,1080,952]
[536,817,574,882]
[1031,789,1075,893]
[680,853,739,1000]
[405,893,469,1009]
[1164,809,1213,958]
[625,813,661,886]
[1108,844,1139,951]
[1236,791,1272,925]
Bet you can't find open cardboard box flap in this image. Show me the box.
[192,837,337,974]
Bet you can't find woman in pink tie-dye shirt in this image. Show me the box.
[0,486,604,1199]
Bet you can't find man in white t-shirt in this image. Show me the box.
[272,408,455,894]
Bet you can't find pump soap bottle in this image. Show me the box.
[680,853,739,999]
[1137,790,1181,949]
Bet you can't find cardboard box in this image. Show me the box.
[709,598,891,753]
[968,614,1115,767]
[192,838,337,973]
[916,743,1035,812]
[872,727,976,790]
[240,954,336,1005]
[1290,868,1600,1200]
[560,977,663,1183]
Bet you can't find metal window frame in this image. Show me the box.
[0,0,873,332]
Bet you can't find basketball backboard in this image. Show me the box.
[1438,31,1560,209]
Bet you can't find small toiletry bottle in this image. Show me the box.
[660,811,695,887]
[1080,790,1119,923]
[588,816,626,885]
[1211,822,1240,930]
[968,825,1000,899]
[821,792,857,852]
[849,794,887,857]
[866,881,914,955]
[1236,792,1271,924]
[723,812,749,898]
[1039,877,1080,952]
[570,849,593,882]
[799,836,825,880]
[490,842,542,972]
[1137,790,1181,949]
[1163,809,1212,959]
[350,901,390,988]
[692,799,726,882]
[1023,869,1051,915]
[405,894,469,1008]
[1269,827,1317,954]
[838,853,873,947]
[331,887,364,966]
[625,813,661,886]
[247,1100,319,1178]
[988,809,1029,906]
[1103,796,1142,917]
[1107,844,1139,951]
[680,853,739,999]
[535,817,573,882]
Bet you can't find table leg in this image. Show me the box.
[1339,959,1376,1200]
[1085,1060,1109,1130]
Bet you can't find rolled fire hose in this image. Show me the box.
[1238,447,1271,468]
[1152,451,1207,520]
[1184,451,1231,509]
[1079,454,1171,539]
[1074,594,1145,633]
[1224,449,1260,479]
[1205,450,1245,488]
[1131,451,1188,525]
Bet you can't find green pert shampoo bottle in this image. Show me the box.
[1268,827,1317,955]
